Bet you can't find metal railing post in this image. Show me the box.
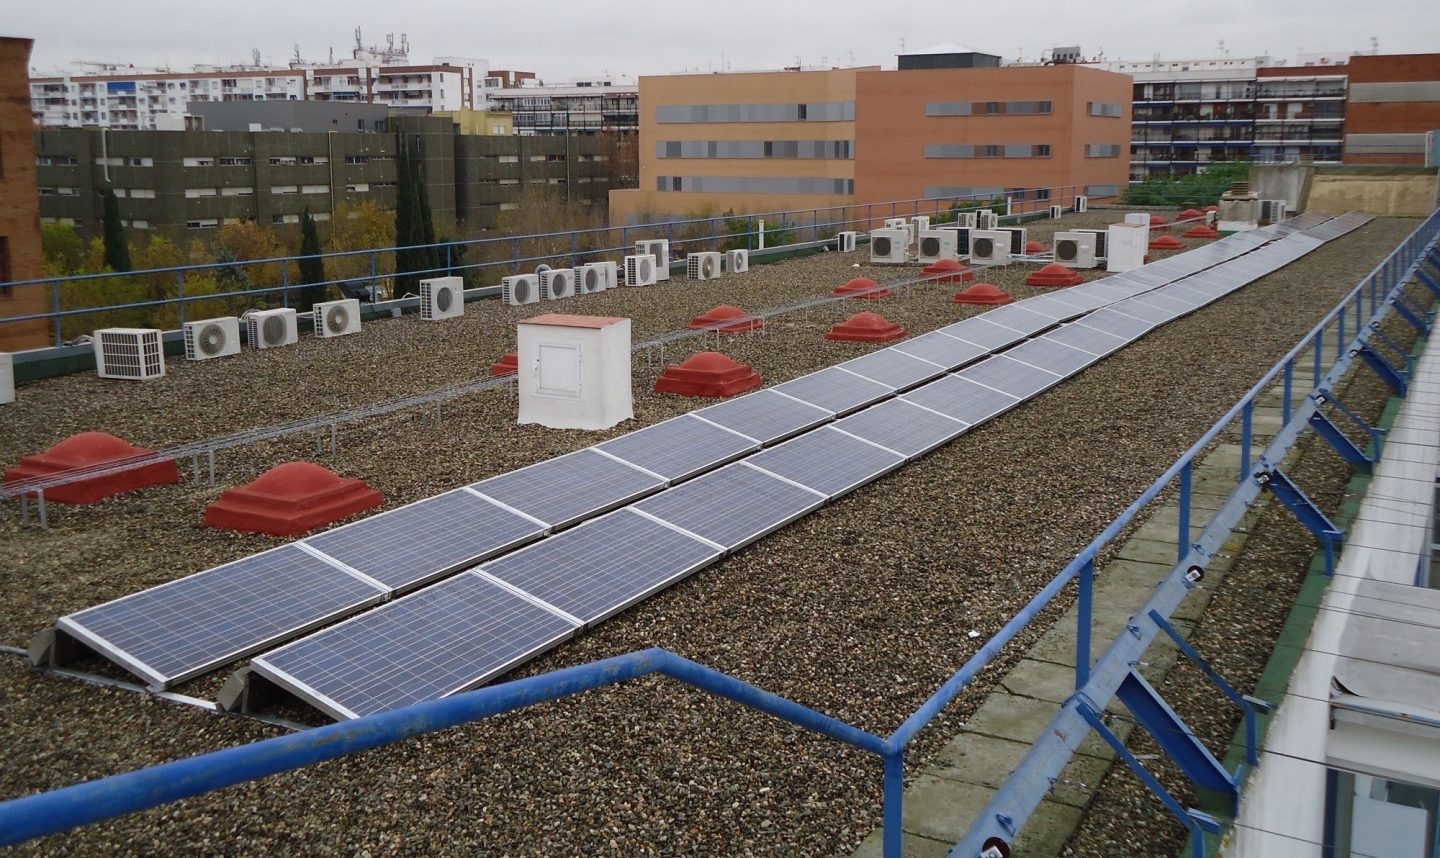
[176,270,186,328]
[50,280,63,347]
[1240,400,1254,478]
[281,261,290,308]
[882,751,905,858]
[1076,555,1095,687]
[1178,462,1193,563]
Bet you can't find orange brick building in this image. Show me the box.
[1344,54,1440,165]
[0,36,47,352]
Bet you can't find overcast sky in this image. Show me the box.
[8,0,1431,82]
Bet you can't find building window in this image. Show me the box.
[129,188,156,199]
[343,155,371,165]
[656,101,855,123]
[925,144,1051,158]
[0,237,11,298]
[926,100,1053,117]
[1088,102,1125,118]
[186,218,219,229]
[269,156,297,166]
[1087,144,1123,158]
[184,187,218,198]
[1327,770,1439,858]
[271,214,300,225]
[656,175,855,195]
[344,182,370,192]
[656,139,854,159]
[219,156,252,166]
[271,185,299,195]
[183,156,216,167]
[220,187,255,197]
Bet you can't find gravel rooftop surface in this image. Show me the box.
[0,212,1422,856]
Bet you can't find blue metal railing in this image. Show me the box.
[5,211,1434,856]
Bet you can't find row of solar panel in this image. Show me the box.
[53,215,1345,701]
[239,219,1366,719]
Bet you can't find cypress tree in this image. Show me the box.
[413,153,439,275]
[101,187,131,272]
[393,139,418,294]
[297,207,327,311]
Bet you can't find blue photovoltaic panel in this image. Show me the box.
[250,572,579,720]
[58,545,385,688]
[901,374,1021,426]
[833,398,967,459]
[692,389,833,445]
[746,426,906,498]
[1112,297,1182,326]
[1137,290,1194,315]
[1038,289,1109,314]
[302,489,547,592]
[955,355,1064,400]
[593,414,757,483]
[1041,322,1130,358]
[633,462,824,552]
[481,508,722,625]
[975,304,1058,336]
[890,331,990,370]
[469,448,665,529]
[1155,283,1211,311]
[1076,307,1154,341]
[836,348,949,391]
[1003,337,1102,377]
[772,366,894,416]
[1010,296,1077,323]
[1073,281,1140,305]
[938,317,1028,350]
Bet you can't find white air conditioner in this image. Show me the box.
[624,253,657,287]
[1049,205,1064,219]
[420,276,464,320]
[724,248,749,273]
[596,260,618,290]
[1205,210,1218,226]
[313,298,361,338]
[1106,223,1149,273]
[182,316,241,361]
[1075,228,1109,259]
[916,229,957,264]
[635,239,670,281]
[912,215,931,232]
[883,217,907,230]
[1259,199,1287,223]
[0,352,12,405]
[836,231,858,252]
[901,220,916,247]
[955,212,978,229]
[501,273,540,306]
[245,308,298,350]
[869,228,909,264]
[976,209,998,230]
[687,251,723,281]
[1000,227,1028,256]
[576,262,607,294]
[1074,195,1088,213]
[94,328,165,380]
[1053,231,1098,269]
[539,267,576,300]
[1124,212,1151,227]
[969,230,1011,265]
[940,226,972,256]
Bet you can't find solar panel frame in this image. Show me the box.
[745,426,907,498]
[481,508,723,625]
[468,448,666,529]
[301,489,548,593]
[249,571,581,720]
[58,544,386,688]
[632,462,825,553]
[836,348,950,391]
[955,355,1065,400]
[771,366,895,416]
[1002,336,1104,377]
[691,389,834,445]
[593,414,758,483]
[900,374,1022,426]
[832,398,968,459]
[890,331,991,371]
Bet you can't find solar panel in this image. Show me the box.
[1067,281,1135,305]
[691,389,833,445]
[938,317,1029,350]
[975,304,1058,336]
[833,398,967,459]
[1002,337,1101,377]
[1038,289,1108,314]
[469,448,665,529]
[249,572,580,720]
[302,489,547,593]
[58,545,385,688]
[1154,283,1211,311]
[746,426,906,498]
[901,374,1022,426]
[632,462,824,552]
[837,348,949,390]
[1077,307,1154,341]
[771,366,895,416]
[1113,296,1183,326]
[955,355,1064,400]
[1010,295,1078,323]
[890,331,990,370]
[481,508,722,625]
[593,414,757,483]
[1041,322,1130,358]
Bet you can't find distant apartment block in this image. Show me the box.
[1343,53,1440,165]
[486,82,638,135]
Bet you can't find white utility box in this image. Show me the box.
[1106,223,1150,273]
[0,352,13,404]
[517,313,633,431]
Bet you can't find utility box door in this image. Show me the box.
[534,341,582,399]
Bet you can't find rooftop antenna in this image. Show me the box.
[899,37,906,54]
[847,50,856,66]
[1370,36,1379,54]
[354,27,362,53]
[292,43,302,64]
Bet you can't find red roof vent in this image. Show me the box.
[952,283,1015,306]
[920,258,976,283]
[826,312,908,342]
[488,351,519,377]
[1183,224,1221,239]
[1149,214,1170,228]
[1025,240,1048,254]
[3,431,181,504]
[654,351,762,397]
[1203,204,1220,213]
[834,277,893,300]
[688,304,764,332]
[1178,208,1204,222]
[1149,234,1186,250]
[1025,263,1084,288]
[203,461,384,536]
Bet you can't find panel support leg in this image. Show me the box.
[1255,467,1344,574]
[1356,343,1408,396]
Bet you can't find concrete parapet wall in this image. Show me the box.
[1305,167,1439,216]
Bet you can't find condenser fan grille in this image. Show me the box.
[703,257,717,276]
[585,268,600,290]
[197,323,228,355]
[325,306,350,333]
[974,238,994,257]
[920,237,940,256]
[1057,240,1078,261]
[262,315,287,344]
[874,237,893,256]
[639,259,653,280]
[435,287,454,312]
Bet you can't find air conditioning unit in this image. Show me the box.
[94,328,165,380]
[313,298,361,338]
[0,352,12,405]
[869,228,909,263]
[576,262,609,294]
[625,253,658,286]
[976,209,998,230]
[939,226,972,256]
[883,217,907,230]
[1106,223,1149,272]
[1074,195,1088,213]
[836,231,857,252]
[182,316,241,361]
[1124,212,1151,227]
[1075,228,1109,259]
[635,239,670,281]
[724,248,749,273]
[1259,199,1287,223]
[1053,231,1098,269]
[687,251,723,281]
[955,212,978,229]
[912,215,931,232]
[501,273,540,306]
[245,308,298,350]
[969,230,1011,265]
[1050,205,1064,219]
[916,229,957,264]
[999,227,1028,256]
[539,267,576,300]
[420,276,464,320]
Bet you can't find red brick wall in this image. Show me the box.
[0,37,48,351]
[1344,54,1440,165]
